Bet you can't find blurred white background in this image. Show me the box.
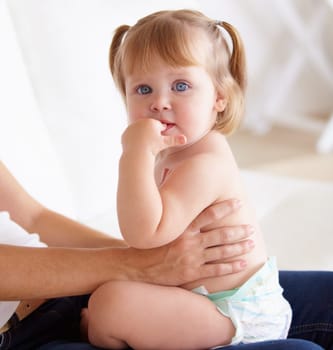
[0,0,332,270]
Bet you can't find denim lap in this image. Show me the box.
[0,295,89,350]
[37,340,100,350]
[280,270,333,350]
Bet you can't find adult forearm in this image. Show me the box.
[0,244,132,300]
[0,161,125,249]
[0,200,255,300]
[30,208,127,248]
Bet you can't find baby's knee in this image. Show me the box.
[88,281,129,321]
[87,281,131,342]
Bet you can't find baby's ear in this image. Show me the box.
[214,93,227,112]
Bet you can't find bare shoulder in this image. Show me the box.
[196,131,233,155]
[173,132,238,185]
[195,132,243,191]
[193,131,237,168]
[162,131,239,186]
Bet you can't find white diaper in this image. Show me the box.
[193,257,292,346]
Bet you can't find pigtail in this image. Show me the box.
[212,20,247,135]
[219,21,246,92]
[109,25,130,83]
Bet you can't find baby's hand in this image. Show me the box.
[121,119,186,155]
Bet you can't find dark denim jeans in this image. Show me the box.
[1,271,332,350]
[0,295,90,350]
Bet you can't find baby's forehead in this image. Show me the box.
[126,53,203,72]
[124,42,210,76]
[126,25,210,60]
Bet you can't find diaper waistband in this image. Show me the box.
[205,256,280,301]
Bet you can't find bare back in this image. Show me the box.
[155,131,267,292]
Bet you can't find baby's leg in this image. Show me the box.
[87,280,235,350]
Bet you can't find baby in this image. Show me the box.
[84,9,292,349]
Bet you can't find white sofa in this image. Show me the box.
[1,0,332,271]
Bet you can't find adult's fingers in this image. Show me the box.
[203,239,255,263]
[198,259,248,279]
[188,199,242,233]
[201,224,254,248]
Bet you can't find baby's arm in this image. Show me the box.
[117,120,164,246]
[117,119,227,248]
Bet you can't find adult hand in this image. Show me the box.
[126,199,254,286]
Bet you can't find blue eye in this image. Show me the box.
[137,85,152,95]
[174,82,189,92]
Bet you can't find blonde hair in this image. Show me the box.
[110,9,246,134]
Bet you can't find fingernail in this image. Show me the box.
[248,239,255,248]
[233,199,243,208]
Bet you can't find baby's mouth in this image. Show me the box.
[164,123,175,130]
[161,123,176,134]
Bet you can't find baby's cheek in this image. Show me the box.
[128,114,145,124]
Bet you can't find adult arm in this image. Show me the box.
[0,161,125,248]
[0,199,253,300]
[0,160,253,300]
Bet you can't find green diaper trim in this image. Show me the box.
[207,287,239,301]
